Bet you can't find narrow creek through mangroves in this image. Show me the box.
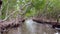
[7,19,60,34]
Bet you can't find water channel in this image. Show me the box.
[2,19,60,34]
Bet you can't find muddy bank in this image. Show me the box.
[0,19,60,34]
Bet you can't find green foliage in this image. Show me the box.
[0,0,60,20]
[32,0,45,10]
[1,0,18,19]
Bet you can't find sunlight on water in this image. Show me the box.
[25,19,37,34]
[24,19,59,34]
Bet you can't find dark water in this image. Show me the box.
[2,19,60,34]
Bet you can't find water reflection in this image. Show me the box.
[25,19,37,34]
[24,19,59,34]
[54,32,59,34]
[8,19,60,34]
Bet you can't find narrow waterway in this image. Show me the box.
[7,19,60,34]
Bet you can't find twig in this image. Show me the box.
[2,10,17,21]
[19,1,31,15]
[2,1,31,22]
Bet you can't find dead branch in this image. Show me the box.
[1,1,31,22]
[2,10,17,21]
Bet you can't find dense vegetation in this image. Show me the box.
[0,0,60,20]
